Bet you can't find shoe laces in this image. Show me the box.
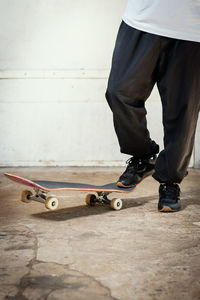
[126,157,143,170]
[126,153,156,168]
[160,183,180,199]
[121,157,145,178]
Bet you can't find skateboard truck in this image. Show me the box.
[29,189,47,203]
[86,192,122,210]
[97,192,110,204]
[21,188,59,210]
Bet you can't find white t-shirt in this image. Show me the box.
[122,0,200,42]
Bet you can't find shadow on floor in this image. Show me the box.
[31,189,200,221]
[32,195,157,221]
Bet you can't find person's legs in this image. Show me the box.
[153,38,200,184]
[106,21,160,158]
[106,21,200,210]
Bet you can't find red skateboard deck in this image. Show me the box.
[4,173,136,211]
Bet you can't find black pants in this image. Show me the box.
[106,21,200,184]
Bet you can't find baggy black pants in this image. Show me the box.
[106,21,200,184]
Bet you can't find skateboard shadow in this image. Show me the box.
[32,195,156,221]
[31,189,200,221]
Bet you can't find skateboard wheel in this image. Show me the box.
[45,197,58,210]
[110,198,122,210]
[20,190,33,203]
[85,194,97,206]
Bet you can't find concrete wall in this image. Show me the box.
[0,0,197,167]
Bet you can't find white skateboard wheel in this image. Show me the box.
[45,197,58,210]
[20,190,33,203]
[110,198,122,210]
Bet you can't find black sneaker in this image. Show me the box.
[158,183,181,212]
[117,155,157,188]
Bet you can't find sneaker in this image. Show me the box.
[117,155,157,188]
[158,183,181,212]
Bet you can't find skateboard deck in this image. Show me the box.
[4,172,136,211]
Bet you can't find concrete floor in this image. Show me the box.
[0,167,200,300]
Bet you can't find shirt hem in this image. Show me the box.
[122,16,200,43]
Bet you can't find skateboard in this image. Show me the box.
[4,173,136,211]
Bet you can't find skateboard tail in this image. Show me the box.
[4,173,49,191]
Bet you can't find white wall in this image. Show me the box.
[0,0,196,167]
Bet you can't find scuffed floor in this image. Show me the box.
[0,167,200,300]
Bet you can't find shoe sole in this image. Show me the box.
[117,182,136,188]
[159,206,176,212]
[159,205,181,213]
[117,172,153,188]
